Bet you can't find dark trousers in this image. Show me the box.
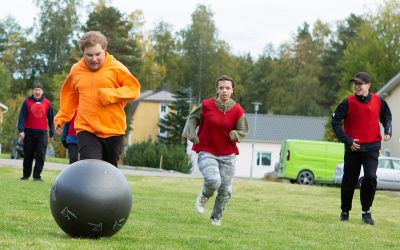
[67,144,78,164]
[77,131,123,167]
[22,133,48,179]
[341,150,379,212]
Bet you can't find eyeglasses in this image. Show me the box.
[352,81,367,87]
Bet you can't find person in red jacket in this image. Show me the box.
[186,75,248,226]
[18,82,55,181]
[54,31,141,167]
[331,71,392,225]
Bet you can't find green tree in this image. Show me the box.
[339,0,400,96]
[180,4,219,103]
[151,21,182,89]
[33,0,81,77]
[0,95,25,152]
[83,3,142,74]
[158,88,191,146]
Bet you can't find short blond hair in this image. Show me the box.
[79,31,108,52]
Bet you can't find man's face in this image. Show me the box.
[32,88,43,100]
[353,81,370,97]
[83,44,106,71]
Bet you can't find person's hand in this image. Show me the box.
[19,132,25,140]
[55,125,63,135]
[350,139,360,151]
[383,134,391,141]
[49,137,54,143]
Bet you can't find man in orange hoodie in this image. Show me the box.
[54,31,141,167]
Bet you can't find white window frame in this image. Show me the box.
[256,151,272,167]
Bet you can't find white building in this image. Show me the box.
[188,114,327,178]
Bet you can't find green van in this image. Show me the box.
[276,139,344,185]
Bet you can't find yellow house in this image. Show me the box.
[128,89,175,145]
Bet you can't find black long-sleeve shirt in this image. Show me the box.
[331,93,392,152]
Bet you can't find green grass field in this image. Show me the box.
[0,166,399,250]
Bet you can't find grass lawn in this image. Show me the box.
[0,166,399,250]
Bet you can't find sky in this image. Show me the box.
[0,0,380,57]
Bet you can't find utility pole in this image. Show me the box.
[250,102,261,179]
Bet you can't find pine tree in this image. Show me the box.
[158,88,192,146]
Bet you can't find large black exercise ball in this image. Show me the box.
[50,159,132,238]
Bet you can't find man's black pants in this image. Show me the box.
[22,133,48,179]
[77,131,123,167]
[341,150,379,212]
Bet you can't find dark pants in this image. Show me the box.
[341,150,379,212]
[22,133,48,179]
[67,143,78,164]
[77,131,123,167]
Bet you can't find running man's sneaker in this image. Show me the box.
[340,211,349,221]
[362,211,375,225]
[210,217,222,226]
[19,177,29,181]
[195,191,208,214]
[33,178,44,182]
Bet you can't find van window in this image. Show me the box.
[256,152,271,167]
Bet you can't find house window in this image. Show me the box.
[159,127,167,137]
[160,104,167,113]
[256,152,271,167]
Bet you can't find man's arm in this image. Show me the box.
[331,98,353,145]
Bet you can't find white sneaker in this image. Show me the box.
[210,217,222,226]
[195,191,209,214]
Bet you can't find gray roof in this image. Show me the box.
[138,90,175,102]
[377,72,400,97]
[244,114,327,143]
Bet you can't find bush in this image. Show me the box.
[124,141,192,174]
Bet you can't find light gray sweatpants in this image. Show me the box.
[198,151,236,220]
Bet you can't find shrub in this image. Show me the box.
[124,141,192,173]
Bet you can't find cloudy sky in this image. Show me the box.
[0,0,379,57]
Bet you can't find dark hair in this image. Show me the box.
[32,82,43,90]
[215,75,235,89]
[79,31,108,52]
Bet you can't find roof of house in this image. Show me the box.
[138,90,175,102]
[377,72,400,97]
[0,102,8,113]
[244,114,327,143]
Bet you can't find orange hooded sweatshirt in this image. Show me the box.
[54,53,141,138]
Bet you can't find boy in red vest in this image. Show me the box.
[186,75,248,226]
[331,71,392,225]
[61,112,78,164]
[18,82,55,181]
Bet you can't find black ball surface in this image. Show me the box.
[50,159,132,238]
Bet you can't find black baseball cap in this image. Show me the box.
[349,72,371,84]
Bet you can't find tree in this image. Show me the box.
[180,4,219,104]
[339,0,400,97]
[151,21,182,89]
[83,3,142,74]
[33,0,81,77]
[158,88,191,146]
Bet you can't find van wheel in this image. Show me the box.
[296,170,314,185]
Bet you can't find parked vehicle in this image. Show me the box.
[333,156,400,190]
[276,139,344,185]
